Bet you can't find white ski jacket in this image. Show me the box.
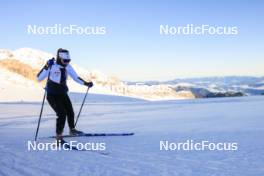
[37,62,85,94]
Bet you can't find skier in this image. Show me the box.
[37,48,93,143]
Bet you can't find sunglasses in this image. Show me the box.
[62,59,71,63]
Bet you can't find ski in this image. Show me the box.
[49,132,134,138]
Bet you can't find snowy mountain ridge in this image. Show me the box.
[0,48,195,101]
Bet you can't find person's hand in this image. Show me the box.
[84,81,93,88]
[44,58,55,69]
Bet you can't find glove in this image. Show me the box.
[44,58,55,69]
[84,81,93,88]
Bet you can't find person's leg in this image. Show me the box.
[63,94,75,130]
[47,94,67,135]
[63,94,84,135]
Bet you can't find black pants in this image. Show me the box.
[47,93,75,135]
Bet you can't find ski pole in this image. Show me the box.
[34,91,47,141]
[74,86,90,127]
[34,64,53,141]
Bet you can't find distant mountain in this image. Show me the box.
[129,76,264,98]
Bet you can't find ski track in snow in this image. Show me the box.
[0,96,264,176]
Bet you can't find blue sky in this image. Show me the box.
[1,0,264,81]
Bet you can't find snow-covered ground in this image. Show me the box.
[0,68,43,102]
[0,95,264,176]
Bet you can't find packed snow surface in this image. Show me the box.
[0,95,263,176]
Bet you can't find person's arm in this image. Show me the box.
[37,68,49,82]
[67,64,85,85]
[67,64,93,87]
[36,58,54,82]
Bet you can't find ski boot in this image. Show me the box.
[70,128,84,136]
[56,134,66,146]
